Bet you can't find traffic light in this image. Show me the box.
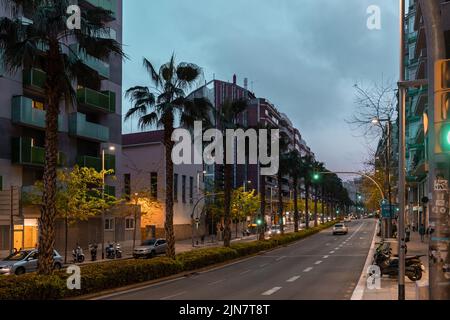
[435,59,450,154]
[256,218,263,226]
[313,172,320,181]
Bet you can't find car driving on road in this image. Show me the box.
[133,238,167,259]
[333,223,349,235]
[0,249,63,275]
[267,225,281,235]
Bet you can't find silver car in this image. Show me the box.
[133,238,167,259]
[0,249,63,275]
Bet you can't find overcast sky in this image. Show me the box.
[122,0,400,175]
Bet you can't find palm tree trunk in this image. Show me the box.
[38,92,59,275]
[277,172,284,234]
[293,176,299,232]
[321,184,325,224]
[164,124,176,259]
[223,164,232,247]
[133,203,138,251]
[314,185,318,227]
[305,183,310,229]
[259,176,266,240]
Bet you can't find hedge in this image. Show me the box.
[0,221,336,300]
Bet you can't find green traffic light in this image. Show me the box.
[313,173,320,181]
[257,219,262,225]
[440,123,450,152]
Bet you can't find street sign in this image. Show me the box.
[381,204,398,218]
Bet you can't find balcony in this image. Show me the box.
[23,68,46,91]
[80,0,117,20]
[69,113,109,142]
[77,87,115,113]
[77,154,115,172]
[12,96,64,131]
[413,87,428,116]
[12,137,66,167]
[70,44,110,79]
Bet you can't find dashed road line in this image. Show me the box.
[239,270,252,276]
[262,287,282,296]
[286,276,301,283]
[303,267,313,273]
[323,255,329,259]
[315,261,323,265]
[208,279,225,285]
[276,256,287,261]
[160,291,187,300]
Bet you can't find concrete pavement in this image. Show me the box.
[96,219,376,300]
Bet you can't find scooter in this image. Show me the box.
[105,242,122,259]
[72,245,85,263]
[89,243,98,261]
[374,251,423,281]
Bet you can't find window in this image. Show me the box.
[124,174,131,201]
[32,100,44,110]
[105,218,114,231]
[182,175,186,203]
[150,172,158,199]
[189,176,194,203]
[125,218,134,230]
[174,174,178,202]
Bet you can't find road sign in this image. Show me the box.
[381,204,398,218]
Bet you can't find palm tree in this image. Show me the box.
[286,150,302,232]
[301,154,314,229]
[0,0,123,274]
[216,99,248,247]
[276,131,290,234]
[125,55,212,258]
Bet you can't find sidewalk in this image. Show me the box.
[359,228,429,300]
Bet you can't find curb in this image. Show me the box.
[351,220,378,300]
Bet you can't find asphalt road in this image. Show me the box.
[98,219,377,300]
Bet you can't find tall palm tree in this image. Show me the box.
[125,55,212,258]
[286,150,302,232]
[301,154,314,229]
[276,131,290,234]
[216,99,248,247]
[0,0,123,274]
[312,161,324,227]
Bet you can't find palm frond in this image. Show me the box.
[143,57,161,87]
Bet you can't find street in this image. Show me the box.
[97,219,376,300]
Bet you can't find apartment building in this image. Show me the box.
[120,131,205,241]
[188,75,315,226]
[403,0,450,230]
[0,0,134,256]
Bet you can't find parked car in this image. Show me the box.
[268,225,281,235]
[0,249,63,275]
[332,223,349,235]
[133,238,167,259]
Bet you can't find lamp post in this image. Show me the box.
[197,170,207,196]
[372,117,393,238]
[101,145,115,260]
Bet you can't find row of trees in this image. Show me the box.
[1,0,351,274]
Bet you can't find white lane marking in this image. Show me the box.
[276,256,287,261]
[330,251,335,254]
[208,279,225,285]
[239,270,252,276]
[323,255,329,259]
[315,260,323,265]
[160,291,187,300]
[303,267,313,272]
[262,287,282,296]
[260,263,269,268]
[286,276,301,283]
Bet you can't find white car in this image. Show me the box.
[344,217,352,223]
[333,223,349,235]
[268,225,281,235]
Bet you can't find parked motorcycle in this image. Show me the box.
[105,242,122,259]
[89,243,98,261]
[72,245,85,263]
[373,250,424,281]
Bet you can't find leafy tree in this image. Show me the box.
[23,166,118,263]
[0,0,124,274]
[231,187,260,237]
[125,54,212,258]
[286,150,302,232]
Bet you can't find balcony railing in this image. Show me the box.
[69,113,109,142]
[77,87,115,113]
[23,68,46,91]
[77,154,116,172]
[12,137,66,167]
[69,44,110,79]
[11,96,45,129]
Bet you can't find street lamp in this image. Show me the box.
[196,170,207,197]
[243,180,252,192]
[372,117,393,238]
[101,145,115,259]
